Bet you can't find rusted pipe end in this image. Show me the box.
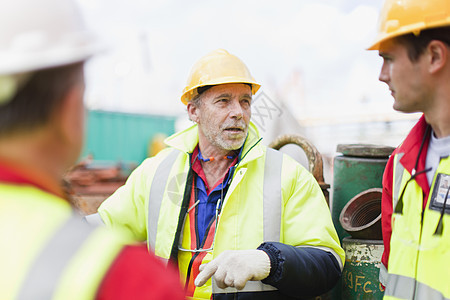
[336,144,395,158]
[269,134,324,182]
[339,188,382,240]
[269,134,329,206]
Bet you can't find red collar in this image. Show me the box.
[396,115,430,197]
[191,146,238,195]
[0,159,66,199]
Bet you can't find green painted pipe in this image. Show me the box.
[342,238,385,299]
[330,144,393,300]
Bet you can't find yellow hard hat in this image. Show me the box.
[147,133,167,157]
[181,49,260,105]
[368,0,450,50]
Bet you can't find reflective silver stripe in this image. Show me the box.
[84,213,105,226]
[297,245,343,271]
[415,281,450,300]
[379,263,388,286]
[263,148,283,242]
[386,273,449,300]
[393,153,405,208]
[212,279,277,294]
[147,149,181,249]
[17,216,94,300]
[216,148,284,295]
[386,273,415,299]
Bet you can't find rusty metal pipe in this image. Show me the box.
[269,134,330,205]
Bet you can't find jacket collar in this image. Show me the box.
[397,115,430,196]
[165,121,264,166]
[0,159,66,198]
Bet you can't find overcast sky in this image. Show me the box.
[76,0,410,124]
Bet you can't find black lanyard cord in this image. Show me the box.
[434,185,450,236]
[169,154,195,262]
[394,125,432,214]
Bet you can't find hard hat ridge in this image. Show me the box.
[368,0,450,50]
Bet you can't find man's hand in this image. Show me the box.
[194,249,271,290]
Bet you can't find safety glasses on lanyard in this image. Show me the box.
[177,197,222,253]
[177,165,234,253]
[176,153,240,254]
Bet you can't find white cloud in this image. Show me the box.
[79,0,390,120]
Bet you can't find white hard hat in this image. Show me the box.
[0,0,101,75]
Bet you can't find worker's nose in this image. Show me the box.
[378,62,389,84]
[229,100,244,119]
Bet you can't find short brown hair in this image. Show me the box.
[396,26,450,62]
[0,63,84,137]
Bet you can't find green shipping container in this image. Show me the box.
[81,110,176,164]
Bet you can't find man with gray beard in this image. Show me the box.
[89,49,344,300]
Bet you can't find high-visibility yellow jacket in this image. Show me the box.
[0,182,130,300]
[98,123,345,299]
[381,116,450,300]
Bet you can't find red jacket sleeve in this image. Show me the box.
[96,245,185,300]
[381,154,394,270]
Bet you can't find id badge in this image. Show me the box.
[429,173,450,214]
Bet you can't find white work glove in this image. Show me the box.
[194,249,271,290]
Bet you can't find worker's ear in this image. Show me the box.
[427,40,448,74]
[187,101,200,123]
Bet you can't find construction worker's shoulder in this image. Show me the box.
[97,244,185,299]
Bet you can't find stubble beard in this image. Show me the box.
[202,121,248,151]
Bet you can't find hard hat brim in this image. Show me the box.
[181,80,261,105]
[0,34,104,75]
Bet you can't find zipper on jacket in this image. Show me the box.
[411,203,426,299]
[183,137,262,293]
